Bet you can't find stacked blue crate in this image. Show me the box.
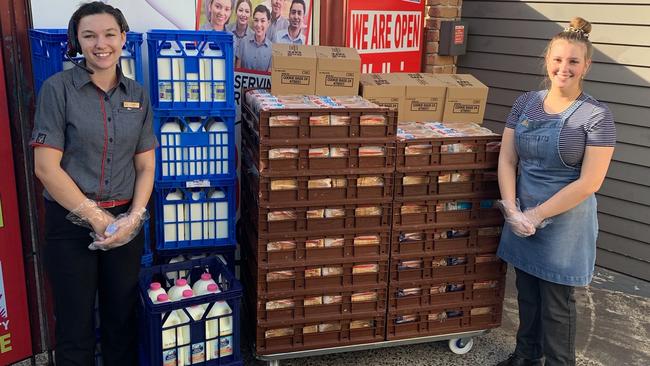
[147,30,238,272]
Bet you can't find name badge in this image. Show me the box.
[123,101,140,109]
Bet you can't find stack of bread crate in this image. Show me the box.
[239,85,397,354]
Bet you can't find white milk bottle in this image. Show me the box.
[185,121,207,176]
[192,273,218,296]
[168,279,192,301]
[184,43,200,104]
[157,41,175,103]
[205,286,233,360]
[160,119,183,177]
[204,43,225,102]
[208,189,229,239]
[120,58,135,80]
[206,119,229,175]
[165,254,187,282]
[147,282,167,303]
[163,189,185,242]
[189,190,205,241]
[181,290,207,364]
[156,294,182,366]
[174,290,192,366]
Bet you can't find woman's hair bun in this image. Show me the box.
[569,17,592,35]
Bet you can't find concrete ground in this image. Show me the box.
[15,266,649,366]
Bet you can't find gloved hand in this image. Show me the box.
[497,199,536,237]
[89,207,149,251]
[522,207,551,230]
[66,199,115,236]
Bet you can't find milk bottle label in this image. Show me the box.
[162,349,177,366]
[219,335,233,357]
[191,343,206,363]
[213,82,226,102]
[159,82,173,102]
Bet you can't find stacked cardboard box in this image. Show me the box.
[239,89,397,355]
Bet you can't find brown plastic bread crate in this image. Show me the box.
[391,222,504,256]
[386,302,502,340]
[392,198,501,227]
[242,103,398,141]
[247,227,390,266]
[394,169,498,199]
[257,202,392,235]
[257,172,395,204]
[388,274,506,312]
[256,314,386,355]
[389,253,506,284]
[395,136,500,172]
[257,260,388,294]
[257,285,387,324]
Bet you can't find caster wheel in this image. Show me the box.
[448,337,474,355]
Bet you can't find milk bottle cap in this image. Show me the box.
[157,294,170,303]
[182,289,194,298]
[150,282,162,291]
[201,273,213,281]
[176,279,188,287]
[207,284,219,293]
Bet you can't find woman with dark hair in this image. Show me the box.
[226,0,254,57]
[496,17,615,366]
[202,0,235,31]
[31,1,155,364]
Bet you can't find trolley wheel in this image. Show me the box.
[448,337,474,355]
[267,360,280,366]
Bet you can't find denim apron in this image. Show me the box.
[497,90,598,286]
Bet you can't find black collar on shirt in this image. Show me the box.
[71,60,128,92]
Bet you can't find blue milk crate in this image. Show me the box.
[29,29,143,95]
[147,30,234,111]
[139,257,242,366]
[154,244,237,274]
[154,110,236,187]
[142,219,154,268]
[155,184,237,251]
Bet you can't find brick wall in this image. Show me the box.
[422,0,462,73]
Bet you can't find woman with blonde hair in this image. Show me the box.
[496,17,615,366]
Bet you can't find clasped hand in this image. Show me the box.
[498,200,548,237]
[89,207,148,251]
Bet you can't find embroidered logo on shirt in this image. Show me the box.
[123,101,140,109]
[36,133,46,144]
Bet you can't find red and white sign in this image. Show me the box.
[346,0,425,73]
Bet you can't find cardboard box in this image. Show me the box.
[271,44,317,95]
[435,74,488,123]
[359,73,404,112]
[396,73,447,122]
[315,46,361,96]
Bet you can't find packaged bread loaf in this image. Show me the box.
[357,176,383,187]
[304,296,323,306]
[318,322,341,332]
[429,284,448,294]
[471,306,492,316]
[395,314,417,324]
[398,287,421,297]
[267,240,296,251]
[306,209,325,219]
[359,146,385,156]
[324,238,344,247]
[309,115,330,126]
[265,299,295,310]
[332,178,347,187]
[447,282,465,292]
[399,232,423,242]
[353,235,380,246]
[330,147,349,157]
[475,254,499,263]
[265,327,294,338]
[405,144,431,155]
[398,260,422,270]
[323,295,342,304]
[305,239,324,249]
[269,115,300,127]
[322,266,343,276]
[441,143,474,153]
[355,206,382,216]
[304,268,322,278]
[351,291,377,302]
[309,147,330,158]
[268,210,297,221]
[330,115,351,126]
[473,280,498,290]
[270,179,298,190]
[267,270,295,281]
[431,258,448,267]
[302,325,318,334]
[360,114,386,125]
[401,204,427,214]
[402,175,428,185]
[325,208,346,218]
[447,256,467,266]
[353,263,379,274]
[350,320,374,329]
[308,178,332,188]
[269,147,299,159]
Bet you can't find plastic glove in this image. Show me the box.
[66,199,115,235]
[497,199,536,237]
[89,207,149,251]
[523,207,552,230]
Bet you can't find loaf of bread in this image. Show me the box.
[405,144,431,155]
[309,115,330,126]
[330,115,351,126]
[268,210,297,221]
[265,327,294,338]
[353,263,379,274]
[267,240,296,251]
[360,114,386,125]
[357,176,383,187]
[270,179,298,190]
[402,175,428,185]
[330,147,349,157]
[323,295,342,304]
[266,270,295,281]
[265,299,295,310]
[355,206,382,216]
[350,320,374,329]
[269,115,300,127]
[359,146,385,156]
[309,147,330,158]
[308,178,332,188]
[268,147,299,159]
[401,204,427,214]
[353,235,380,246]
[351,291,377,303]
[303,296,323,306]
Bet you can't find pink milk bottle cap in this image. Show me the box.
[201,273,213,281]
[157,294,169,302]
[149,282,162,290]
[175,279,188,286]
[207,284,219,292]
[182,289,194,298]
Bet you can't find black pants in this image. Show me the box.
[514,268,576,366]
[44,200,143,366]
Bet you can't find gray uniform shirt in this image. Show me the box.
[266,15,289,43]
[237,34,273,71]
[30,64,156,202]
[227,23,254,60]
